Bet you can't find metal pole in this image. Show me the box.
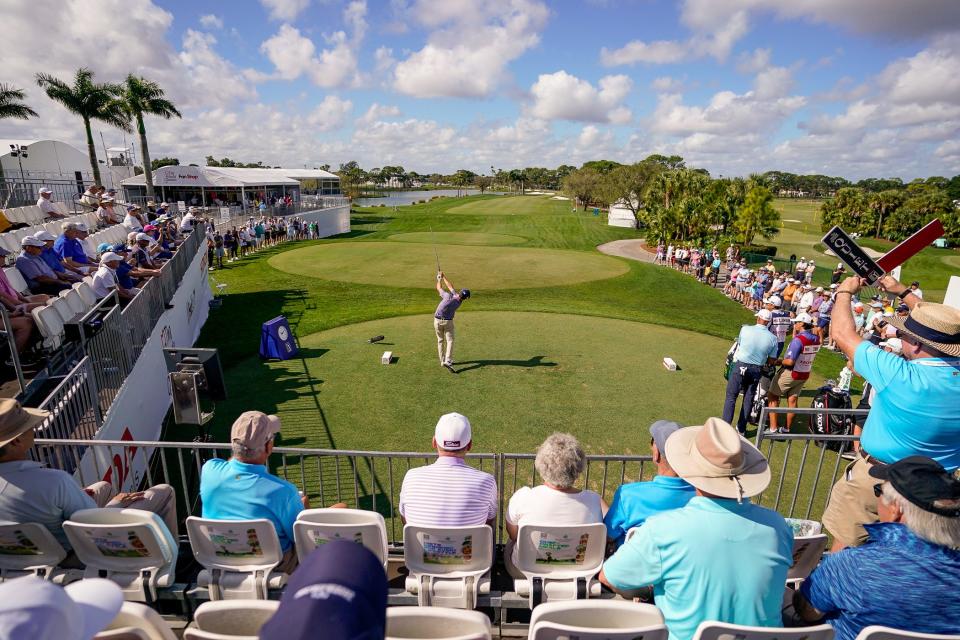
[0,306,26,395]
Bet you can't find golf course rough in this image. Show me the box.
[268,241,630,290]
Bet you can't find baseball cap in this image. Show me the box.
[794,312,814,324]
[259,541,387,640]
[99,252,123,264]
[159,202,169,207]
[126,203,140,211]
[0,576,123,640]
[135,232,151,242]
[434,412,471,451]
[767,295,782,306]
[869,455,960,517]
[459,288,471,299]
[837,263,844,269]
[100,196,114,204]
[830,283,838,289]
[38,187,52,195]
[20,235,44,248]
[63,221,80,231]
[75,222,88,233]
[33,230,56,242]
[231,411,281,453]
[815,286,824,292]
[879,337,903,354]
[96,242,113,253]
[897,303,909,312]
[650,420,684,453]
[143,224,157,232]
[112,243,130,253]
[911,281,920,286]
[755,309,773,322]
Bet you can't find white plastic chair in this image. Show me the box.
[386,607,491,640]
[787,533,827,586]
[513,522,606,608]
[62,508,179,602]
[855,628,960,640]
[49,295,76,324]
[185,517,287,600]
[31,303,66,349]
[75,280,98,307]
[293,508,388,567]
[0,521,68,581]
[61,287,87,316]
[3,267,29,295]
[184,600,279,639]
[95,601,178,640]
[691,621,835,640]
[403,524,493,609]
[528,600,667,640]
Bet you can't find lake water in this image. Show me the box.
[354,189,488,207]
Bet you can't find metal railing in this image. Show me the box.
[1,176,88,211]
[34,357,102,442]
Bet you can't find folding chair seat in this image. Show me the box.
[691,621,835,640]
[0,521,69,582]
[26,206,45,225]
[95,601,178,640]
[4,208,24,224]
[76,280,99,307]
[4,267,29,295]
[293,508,388,567]
[31,303,66,350]
[55,202,70,216]
[529,600,667,640]
[0,235,19,256]
[185,517,288,600]
[854,627,960,640]
[62,508,178,602]
[49,296,76,324]
[386,607,491,640]
[183,600,279,640]
[513,522,606,608]
[61,287,87,316]
[402,524,493,609]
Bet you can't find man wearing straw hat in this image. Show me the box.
[823,274,960,551]
[600,417,792,640]
[0,399,178,550]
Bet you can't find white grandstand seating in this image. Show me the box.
[3,266,29,294]
[385,607,492,640]
[186,516,288,600]
[402,524,493,609]
[63,508,179,603]
[513,522,606,608]
[184,600,279,640]
[0,521,68,582]
[855,627,960,640]
[293,508,389,568]
[95,601,179,640]
[31,303,66,350]
[528,600,667,640]
[691,621,835,640]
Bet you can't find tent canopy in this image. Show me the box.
[121,165,339,188]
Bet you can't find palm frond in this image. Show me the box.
[0,83,38,120]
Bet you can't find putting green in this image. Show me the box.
[208,312,734,455]
[388,232,526,246]
[268,242,629,289]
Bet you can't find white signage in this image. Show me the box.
[152,165,214,187]
[219,207,230,221]
[177,201,186,212]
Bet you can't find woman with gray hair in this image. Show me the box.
[504,433,605,577]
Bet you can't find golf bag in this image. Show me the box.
[810,384,853,450]
[748,366,775,426]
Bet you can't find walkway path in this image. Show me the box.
[597,239,656,263]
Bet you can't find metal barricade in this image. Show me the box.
[35,357,101,441]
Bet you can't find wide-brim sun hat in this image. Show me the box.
[664,417,770,500]
[886,301,960,357]
[0,399,49,448]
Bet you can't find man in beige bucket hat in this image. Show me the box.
[0,399,179,551]
[824,273,960,551]
[600,417,792,640]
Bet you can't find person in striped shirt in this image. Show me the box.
[398,413,497,528]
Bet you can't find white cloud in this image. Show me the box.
[601,40,687,65]
[307,96,353,131]
[260,0,310,22]
[199,14,223,29]
[356,103,402,125]
[258,2,367,88]
[528,71,632,124]
[392,0,549,98]
[736,48,770,74]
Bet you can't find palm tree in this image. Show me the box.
[0,84,38,120]
[35,68,130,184]
[121,75,182,198]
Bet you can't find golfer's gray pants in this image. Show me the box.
[434,318,455,364]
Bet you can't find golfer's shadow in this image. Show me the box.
[453,355,557,373]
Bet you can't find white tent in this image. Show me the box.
[608,199,638,228]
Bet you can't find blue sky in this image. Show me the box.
[4,0,960,178]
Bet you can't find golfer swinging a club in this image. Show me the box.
[434,271,470,372]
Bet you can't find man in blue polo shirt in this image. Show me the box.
[434,270,470,373]
[823,274,960,550]
[16,236,72,294]
[34,230,80,282]
[200,411,308,572]
[600,418,792,640]
[722,310,779,433]
[604,420,696,548]
[793,456,960,640]
[54,222,93,274]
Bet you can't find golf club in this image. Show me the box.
[429,225,441,274]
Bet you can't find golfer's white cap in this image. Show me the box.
[756,309,772,322]
[434,412,471,451]
[767,295,782,306]
[879,338,903,354]
[830,283,839,289]
[0,576,123,640]
[795,312,814,324]
[816,286,824,292]
[837,263,844,269]
[100,252,123,264]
